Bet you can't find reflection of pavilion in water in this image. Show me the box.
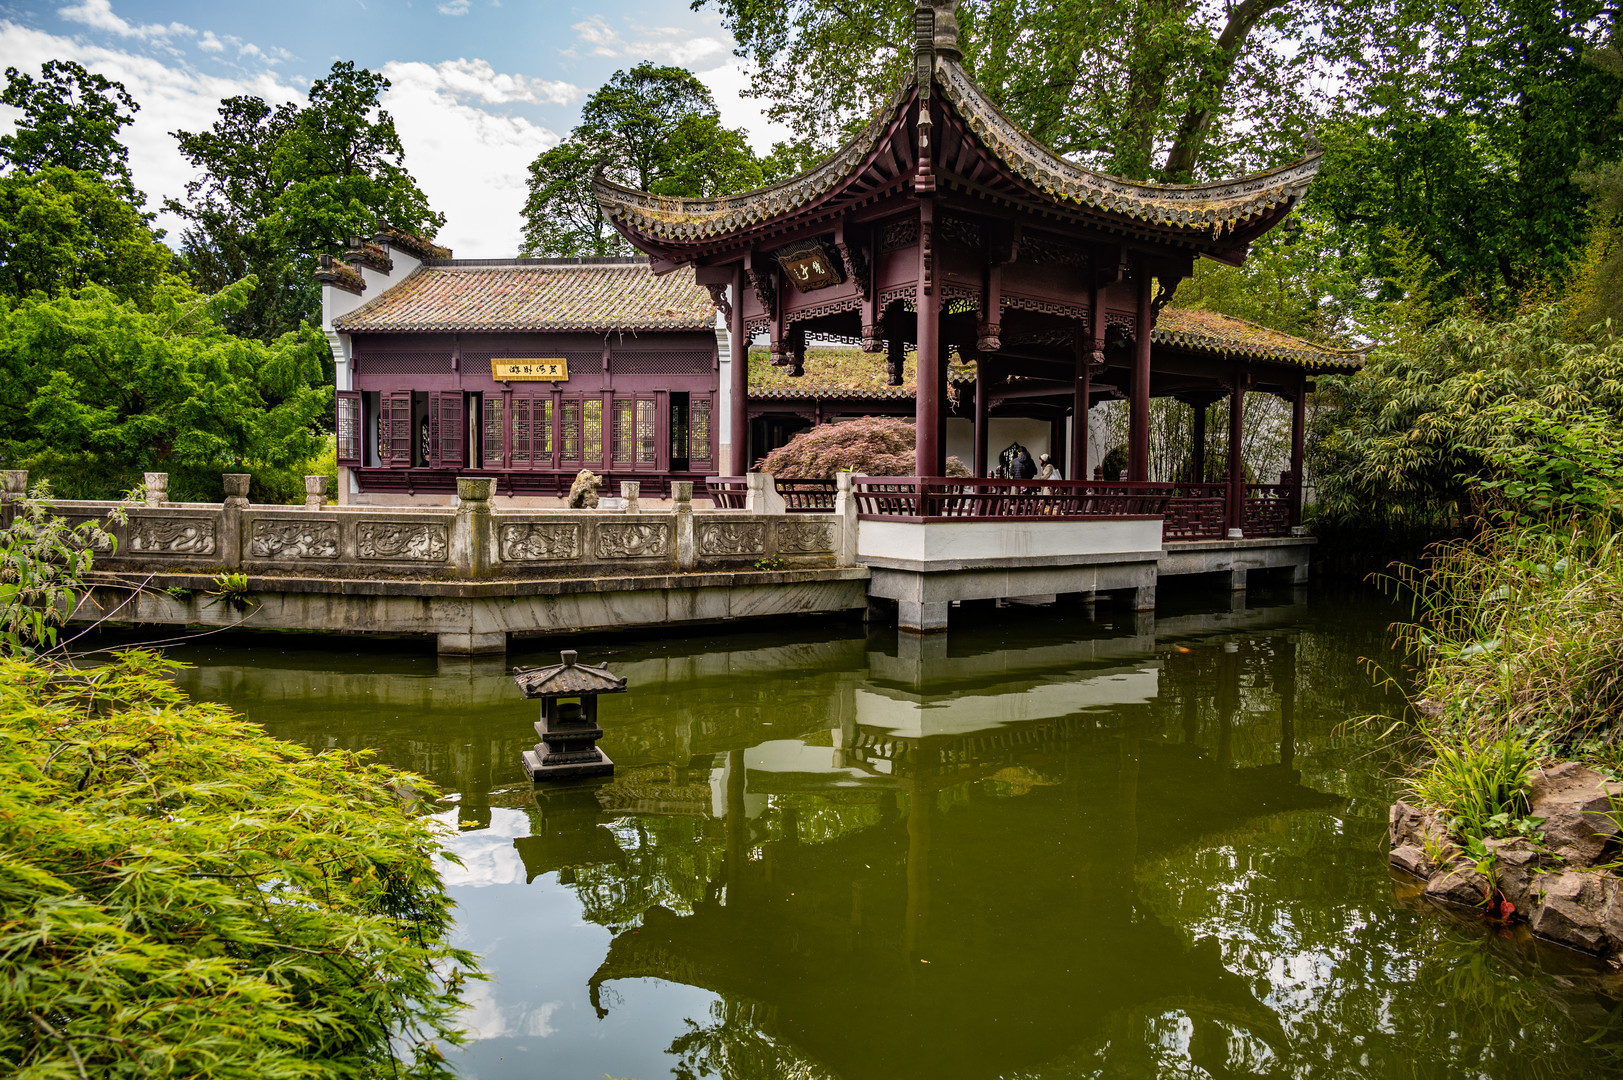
[506,599,1337,1080]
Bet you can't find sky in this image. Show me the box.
[0,0,793,255]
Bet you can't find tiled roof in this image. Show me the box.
[1152,308,1361,370]
[331,259,717,333]
[749,309,1359,400]
[595,59,1318,245]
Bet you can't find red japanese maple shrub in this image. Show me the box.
[755,416,970,478]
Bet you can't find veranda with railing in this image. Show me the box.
[706,473,1300,541]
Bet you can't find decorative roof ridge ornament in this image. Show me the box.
[912,1,947,193]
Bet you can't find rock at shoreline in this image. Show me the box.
[1484,836,1543,913]
[1528,762,1619,869]
[1390,800,1455,875]
[1530,872,1609,954]
[1424,861,1491,907]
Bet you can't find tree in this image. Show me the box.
[0,278,330,481]
[755,415,969,476]
[0,167,173,302]
[0,59,140,199]
[521,63,765,257]
[1568,44,1623,333]
[695,0,1321,182]
[167,62,445,342]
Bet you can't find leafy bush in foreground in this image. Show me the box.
[755,415,969,479]
[0,650,477,1078]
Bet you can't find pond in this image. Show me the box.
[163,588,1623,1079]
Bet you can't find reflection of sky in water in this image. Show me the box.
[157,597,1623,1080]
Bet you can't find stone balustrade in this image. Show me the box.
[5,471,856,579]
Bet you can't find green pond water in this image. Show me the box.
[160,588,1623,1079]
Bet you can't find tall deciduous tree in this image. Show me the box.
[695,0,1320,181]
[0,167,173,302]
[167,62,445,342]
[521,63,764,257]
[0,60,140,199]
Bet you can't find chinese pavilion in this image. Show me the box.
[595,0,1358,523]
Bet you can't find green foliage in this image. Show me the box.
[755,415,969,477]
[0,167,174,302]
[0,484,121,655]
[1569,44,1623,334]
[522,63,764,257]
[209,571,253,613]
[1310,307,1623,535]
[1470,406,1623,522]
[1407,732,1543,842]
[168,62,445,342]
[0,278,329,479]
[0,649,477,1077]
[1383,521,1623,754]
[0,60,140,199]
[698,0,1318,182]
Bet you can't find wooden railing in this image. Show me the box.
[1162,483,1228,540]
[1244,483,1294,538]
[851,477,1174,521]
[704,477,836,512]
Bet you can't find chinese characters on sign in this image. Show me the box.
[774,242,843,292]
[493,359,569,381]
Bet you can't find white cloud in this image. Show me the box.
[437,0,470,14]
[197,30,223,52]
[0,21,555,257]
[698,62,792,153]
[380,60,562,255]
[58,0,194,42]
[570,14,730,69]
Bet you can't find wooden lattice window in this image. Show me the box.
[636,397,656,464]
[482,395,504,469]
[511,395,553,468]
[582,398,603,462]
[689,395,713,467]
[560,398,581,461]
[336,391,362,466]
[613,398,636,464]
[429,392,464,468]
[382,390,412,467]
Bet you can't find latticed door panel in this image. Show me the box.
[688,395,714,470]
[482,395,504,469]
[383,391,412,467]
[560,399,581,462]
[612,398,636,464]
[636,397,657,465]
[336,391,362,466]
[429,392,464,469]
[582,399,603,464]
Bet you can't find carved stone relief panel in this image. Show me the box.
[62,517,118,552]
[128,517,216,555]
[595,521,671,560]
[500,522,582,562]
[698,521,767,556]
[776,519,836,553]
[356,521,449,562]
[249,520,340,560]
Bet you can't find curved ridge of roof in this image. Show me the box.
[934,59,1321,232]
[593,78,918,245]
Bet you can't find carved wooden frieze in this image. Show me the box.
[596,521,671,559]
[500,522,581,562]
[880,217,918,250]
[128,517,216,556]
[776,519,835,553]
[249,520,340,560]
[698,521,766,556]
[356,521,449,562]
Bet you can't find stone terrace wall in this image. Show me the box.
[1,470,855,580]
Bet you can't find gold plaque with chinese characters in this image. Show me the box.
[775,242,842,292]
[493,358,568,381]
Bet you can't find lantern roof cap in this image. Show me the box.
[513,650,627,697]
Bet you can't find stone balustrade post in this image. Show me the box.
[1,469,26,528]
[143,471,169,507]
[304,475,329,509]
[453,477,495,578]
[220,473,249,569]
[745,472,787,515]
[620,481,640,514]
[833,471,858,567]
[672,480,696,570]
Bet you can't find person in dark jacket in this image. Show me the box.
[1011,446,1036,479]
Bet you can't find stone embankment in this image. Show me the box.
[1390,763,1623,958]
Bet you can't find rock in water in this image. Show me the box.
[1531,871,1609,953]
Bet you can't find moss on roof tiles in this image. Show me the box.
[331,260,716,333]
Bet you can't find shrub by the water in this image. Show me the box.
[755,415,970,478]
[0,649,478,1078]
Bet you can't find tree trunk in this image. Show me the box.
[1162,0,1286,181]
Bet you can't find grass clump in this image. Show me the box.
[0,650,478,1078]
[1406,732,1544,841]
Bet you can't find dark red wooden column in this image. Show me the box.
[973,357,989,477]
[1227,373,1246,535]
[1130,271,1152,481]
[728,265,748,474]
[1191,399,1206,483]
[1289,378,1307,526]
[1072,350,1089,482]
[916,199,942,476]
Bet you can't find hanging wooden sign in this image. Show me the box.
[775,242,843,292]
[494,358,568,381]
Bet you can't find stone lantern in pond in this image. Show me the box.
[513,650,624,781]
